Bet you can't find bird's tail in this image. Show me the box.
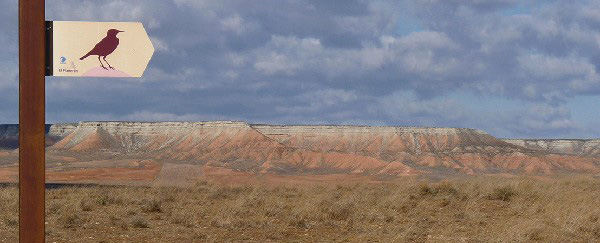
[80,54,90,60]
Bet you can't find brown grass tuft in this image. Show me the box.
[131,215,150,228]
[487,184,517,201]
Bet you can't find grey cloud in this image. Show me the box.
[0,0,598,138]
[495,104,581,138]
[376,91,467,125]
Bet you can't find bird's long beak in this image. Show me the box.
[118,30,125,33]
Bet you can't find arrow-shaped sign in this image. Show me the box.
[47,21,155,78]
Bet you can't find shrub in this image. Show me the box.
[79,199,93,212]
[58,208,83,228]
[3,216,18,227]
[208,186,251,200]
[170,211,194,228]
[192,231,208,241]
[142,198,162,213]
[288,214,309,229]
[324,199,354,221]
[419,182,458,196]
[487,185,517,202]
[47,201,62,215]
[131,215,150,228]
[96,193,124,206]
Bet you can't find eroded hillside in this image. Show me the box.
[1,122,599,184]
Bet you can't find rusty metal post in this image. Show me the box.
[19,0,46,242]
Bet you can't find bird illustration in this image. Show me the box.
[80,29,124,70]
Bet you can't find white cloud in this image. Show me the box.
[303,89,358,107]
[518,54,596,79]
[254,36,324,75]
[378,91,465,121]
[123,111,216,122]
[150,36,169,52]
[395,31,458,50]
[254,52,300,75]
[220,14,255,35]
[0,65,17,90]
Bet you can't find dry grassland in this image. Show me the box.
[0,176,599,242]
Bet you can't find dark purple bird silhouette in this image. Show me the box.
[80,29,124,70]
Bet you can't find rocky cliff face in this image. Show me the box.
[48,122,395,174]
[0,124,79,149]
[37,121,600,175]
[252,125,519,155]
[51,121,253,152]
[251,125,600,174]
[48,123,78,138]
[2,122,599,175]
[0,125,18,138]
[503,139,600,157]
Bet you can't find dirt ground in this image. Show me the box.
[0,175,599,242]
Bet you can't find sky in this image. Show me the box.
[0,0,599,139]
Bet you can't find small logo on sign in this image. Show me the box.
[59,61,79,74]
[60,56,67,64]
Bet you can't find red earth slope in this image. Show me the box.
[47,122,600,175]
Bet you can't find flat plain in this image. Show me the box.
[1,176,599,242]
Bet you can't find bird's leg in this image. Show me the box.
[98,56,108,70]
[103,56,115,70]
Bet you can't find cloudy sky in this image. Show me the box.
[1,0,599,138]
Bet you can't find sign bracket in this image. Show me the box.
[45,21,53,77]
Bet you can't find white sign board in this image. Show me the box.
[50,21,155,78]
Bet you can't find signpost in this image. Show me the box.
[19,1,46,242]
[19,1,155,242]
